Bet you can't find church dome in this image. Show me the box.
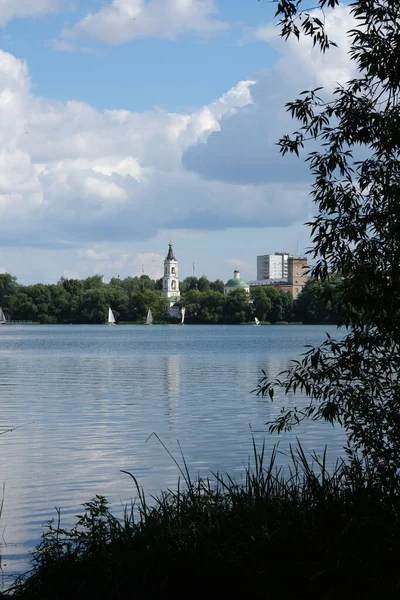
[224,270,249,293]
[225,277,248,288]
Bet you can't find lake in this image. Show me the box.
[0,324,345,584]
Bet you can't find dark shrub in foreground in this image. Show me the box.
[11,445,400,599]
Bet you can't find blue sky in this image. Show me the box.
[3,1,277,111]
[0,1,354,283]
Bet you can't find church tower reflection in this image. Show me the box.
[163,354,181,429]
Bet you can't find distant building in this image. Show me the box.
[257,253,289,280]
[287,256,308,299]
[224,270,250,296]
[162,243,181,317]
[249,256,308,300]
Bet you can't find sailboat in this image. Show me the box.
[254,317,261,326]
[180,307,185,326]
[0,308,6,324]
[107,307,116,325]
[146,309,153,325]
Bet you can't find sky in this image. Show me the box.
[0,0,356,284]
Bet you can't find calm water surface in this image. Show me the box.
[0,324,345,583]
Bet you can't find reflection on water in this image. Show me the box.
[164,355,180,428]
[0,324,345,583]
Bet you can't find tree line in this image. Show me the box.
[0,272,342,324]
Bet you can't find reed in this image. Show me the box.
[10,441,400,599]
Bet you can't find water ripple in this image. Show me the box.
[0,324,345,581]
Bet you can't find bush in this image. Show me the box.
[11,444,400,599]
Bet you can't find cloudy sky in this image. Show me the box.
[0,0,354,284]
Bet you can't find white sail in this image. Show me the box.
[254,317,260,326]
[146,309,153,325]
[181,307,185,325]
[108,307,116,325]
[0,308,6,323]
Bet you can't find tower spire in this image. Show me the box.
[166,242,176,261]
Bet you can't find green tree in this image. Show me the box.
[81,288,108,324]
[223,289,249,324]
[8,292,36,321]
[182,289,203,322]
[210,279,224,294]
[280,290,294,321]
[258,0,400,477]
[197,276,210,292]
[251,287,272,322]
[199,291,226,323]
[83,275,104,290]
[129,290,163,321]
[25,284,52,323]
[48,284,70,323]
[120,277,141,295]
[0,273,18,309]
[109,277,123,288]
[139,275,155,291]
[106,285,129,321]
[294,278,341,324]
[58,278,84,322]
[180,277,199,293]
[263,287,281,322]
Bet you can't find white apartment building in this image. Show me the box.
[257,253,289,281]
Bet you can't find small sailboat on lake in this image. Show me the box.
[180,307,185,326]
[254,317,261,326]
[107,307,116,325]
[0,308,6,324]
[146,309,153,325]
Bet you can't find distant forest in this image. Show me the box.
[0,273,342,325]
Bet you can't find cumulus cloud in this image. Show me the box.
[183,5,356,186]
[134,252,164,279]
[0,53,264,248]
[0,0,63,26]
[60,0,226,46]
[78,249,109,261]
[0,5,356,279]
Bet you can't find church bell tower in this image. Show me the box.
[162,243,180,314]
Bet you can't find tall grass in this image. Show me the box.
[10,441,400,599]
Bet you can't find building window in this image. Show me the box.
[171,280,176,290]
[171,267,175,274]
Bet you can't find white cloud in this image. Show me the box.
[253,5,354,89]
[183,5,357,185]
[0,53,267,252]
[60,0,226,46]
[0,0,63,26]
[134,252,164,279]
[78,249,109,261]
[0,6,357,281]
[224,259,251,271]
[47,39,104,55]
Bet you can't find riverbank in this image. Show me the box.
[0,272,340,326]
[2,321,334,326]
[9,445,400,599]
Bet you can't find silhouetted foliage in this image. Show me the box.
[13,444,400,600]
[258,0,400,478]
[293,276,342,324]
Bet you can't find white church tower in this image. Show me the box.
[162,242,180,315]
